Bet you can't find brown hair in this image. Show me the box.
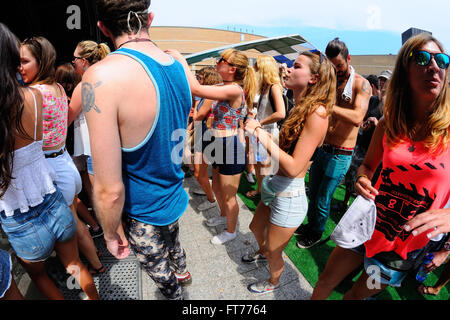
[279,51,336,152]
[197,67,222,86]
[55,63,81,98]
[21,36,56,85]
[384,33,450,155]
[76,40,111,65]
[96,0,150,38]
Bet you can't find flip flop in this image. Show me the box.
[417,284,439,296]
[88,264,106,275]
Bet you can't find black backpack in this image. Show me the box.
[268,85,294,129]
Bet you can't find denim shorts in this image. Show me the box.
[86,155,94,175]
[44,148,82,206]
[0,249,12,299]
[349,244,407,287]
[268,175,308,228]
[210,135,247,176]
[0,190,77,262]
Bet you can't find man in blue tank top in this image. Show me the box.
[83,0,192,300]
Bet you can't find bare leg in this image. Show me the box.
[212,168,225,218]
[69,204,103,272]
[54,235,99,300]
[217,172,242,234]
[193,152,215,203]
[311,246,364,300]
[75,196,100,230]
[248,202,271,255]
[19,259,64,300]
[343,270,388,300]
[266,223,297,285]
[0,277,24,300]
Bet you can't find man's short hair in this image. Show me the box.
[325,37,349,60]
[366,74,378,90]
[96,0,151,38]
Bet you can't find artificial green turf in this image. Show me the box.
[237,172,450,300]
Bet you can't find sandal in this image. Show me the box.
[245,190,260,198]
[88,264,106,275]
[175,271,192,285]
[417,284,439,296]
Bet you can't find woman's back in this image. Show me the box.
[14,87,43,150]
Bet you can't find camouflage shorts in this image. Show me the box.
[125,218,188,300]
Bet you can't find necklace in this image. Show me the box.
[116,37,154,49]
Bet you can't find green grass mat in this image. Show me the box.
[237,172,449,300]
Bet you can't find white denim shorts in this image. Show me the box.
[44,148,82,206]
[268,175,308,228]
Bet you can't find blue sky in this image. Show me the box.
[150,0,450,56]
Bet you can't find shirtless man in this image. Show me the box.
[83,0,192,300]
[296,38,371,248]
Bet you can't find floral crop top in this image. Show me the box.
[32,84,68,148]
[212,85,246,130]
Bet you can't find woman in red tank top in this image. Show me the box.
[312,33,450,300]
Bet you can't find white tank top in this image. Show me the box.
[256,89,279,137]
[0,89,57,216]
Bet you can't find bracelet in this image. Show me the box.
[357,174,369,181]
[252,126,262,136]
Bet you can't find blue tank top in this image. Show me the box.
[111,48,191,226]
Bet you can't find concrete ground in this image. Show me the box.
[9,174,313,300]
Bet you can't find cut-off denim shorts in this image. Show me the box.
[349,244,407,287]
[0,249,12,298]
[0,189,77,263]
[268,175,308,228]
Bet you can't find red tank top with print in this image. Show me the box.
[364,135,450,260]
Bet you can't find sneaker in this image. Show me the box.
[246,172,256,184]
[205,216,227,227]
[89,225,104,239]
[211,231,236,245]
[247,280,279,294]
[241,251,267,263]
[175,271,192,285]
[197,200,217,211]
[296,231,322,249]
[193,188,206,196]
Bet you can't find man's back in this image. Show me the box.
[84,43,192,225]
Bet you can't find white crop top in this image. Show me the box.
[0,88,57,216]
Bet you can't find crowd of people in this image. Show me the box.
[1,0,450,301]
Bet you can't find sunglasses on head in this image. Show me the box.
[218,57,235,67]
[410,50,450,70]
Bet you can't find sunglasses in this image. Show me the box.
[217,57,235,67]
[73,55,83,60]
[410,50,450,70]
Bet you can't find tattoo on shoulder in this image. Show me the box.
[362,81,371,96]
[82,81,103,114]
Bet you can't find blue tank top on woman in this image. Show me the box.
[111,48,191,226]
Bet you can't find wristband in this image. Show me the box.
[357,174,369,181]
[253,126,262,136]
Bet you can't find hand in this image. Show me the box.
[165,49,187,65]
[404,208,450,238]
[104,231,130,260]
[354,175,379,201]
[423,250,450,273]
[244,118,261,136]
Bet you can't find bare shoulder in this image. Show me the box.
[354,73,371,96]
[308,105,329,127]
[312,104,328,119]
[24,86,43,107]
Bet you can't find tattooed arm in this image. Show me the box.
[332,76,371,127]
[83,69,129,260]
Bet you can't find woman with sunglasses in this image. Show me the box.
[1,25,98,299]
[243,51,336,294]
[167,48,257,245]
[312,33,450,300]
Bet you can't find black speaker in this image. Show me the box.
[1,0,113,66]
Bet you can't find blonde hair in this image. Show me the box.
[384,33,450,155]
[221,49,257,109]
[77,40,111,65]
[256,55,281,95]
[279,51,336,152]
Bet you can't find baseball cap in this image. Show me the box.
[330,195,377,249]
[378,70,392,80]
